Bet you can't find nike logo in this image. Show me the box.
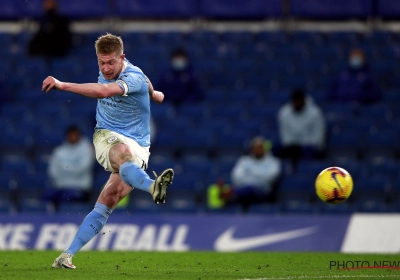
[214,226,318,251]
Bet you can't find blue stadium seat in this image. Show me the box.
[34,127,65,149]
[200,0,281,19]
[247,204,281,214]
[327,131,362,159]
[319,202,357,214]
[283,200,321,214]
[0,172,13,192]
[151,130,182,150]
[290,0,373,19]
[116,0,197,18]
[0,0,20,20]
[278,175,315,202]
[363,129,399,159]
[93,170,110,190]
[377,0,400,19]
[22,0,42,19]
[58,202,92,214]
[1,103,33,119]
[0,198,13,213]
[215,130,247,152]
[357,104,391,122]
[0,155,35,175]
[151,103,176,122]
[182,129,216,151]
[205,88,230,104]
[248,103,279,120]
[181,155,211,174]
[231,88,263,105]
[166,190,199,213]
[296,161,331,177]
[212,103,246,120]
[57,0,110,19]
[177,102,211,120]
[367,160,399,181]
[353,175,391,203]
[147,156,177,175]
[20,197,47,213]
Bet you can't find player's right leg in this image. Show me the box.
[52,173,125,269]
[109,142,174,204]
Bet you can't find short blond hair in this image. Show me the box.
[95,33,124,56]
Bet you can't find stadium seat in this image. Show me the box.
[319,202,357,214]
[58,202,92,214]
[19,197,47,213]
[181,155,212,174]
[363,129,399,159]
[200,0,281,19]
[290,0,373,19]
[327,131,362,159]
[283,200,321,214]
[367,159,399,181]
[115,0,197,18]
[352,175,391,206]
[296,160,331,177]
[57,0,110,19]
[166,190,200,213]
[377,0,400,19]
[0,0,20,20]
[278,175,315,202]
[182,128,216,152]
[247,203,282,214]
[0,155,35,176]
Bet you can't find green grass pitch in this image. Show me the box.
[0,251,400,280]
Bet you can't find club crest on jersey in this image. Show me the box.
[107,136,118,144]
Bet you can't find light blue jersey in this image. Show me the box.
[95,59,151,147]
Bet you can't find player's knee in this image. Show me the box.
[109,143,135,167]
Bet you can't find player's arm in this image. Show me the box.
[42,76,123,98]
[145,76,164,103]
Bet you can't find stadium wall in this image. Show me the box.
[0,213,397,253]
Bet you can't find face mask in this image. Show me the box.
[349,56,364,69]
[171,58,187,71]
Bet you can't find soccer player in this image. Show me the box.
[42,33,174,269]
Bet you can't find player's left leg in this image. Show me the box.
[52,173,130,269]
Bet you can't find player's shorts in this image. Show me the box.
[93,129,150,173]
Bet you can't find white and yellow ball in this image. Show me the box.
[315,167,353,204]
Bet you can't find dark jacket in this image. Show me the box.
[157,66,204,107]
[328,65,382,104]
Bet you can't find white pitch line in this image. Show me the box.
[242,275,400,280]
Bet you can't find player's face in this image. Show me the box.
[97,53,125,80]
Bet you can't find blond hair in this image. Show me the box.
[95,33,124,56]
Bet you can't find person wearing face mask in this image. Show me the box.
[327,48,382,104]
[157,48,204,108]
[276,89,326,170]
[228,136,281,212]
[28,0,72,58]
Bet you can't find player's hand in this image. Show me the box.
[42,76,64,92]
[151,90,164,103]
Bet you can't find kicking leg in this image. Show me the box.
[109,143,174,204]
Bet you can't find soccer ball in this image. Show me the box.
[315,167,353,204]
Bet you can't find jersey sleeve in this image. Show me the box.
[115,73,143,96]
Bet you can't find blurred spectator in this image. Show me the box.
[157,48,204,107]
[28,0,72,58]
[327,48,382,105]
[207,179,232,210]
[45,125,94,212]
[276,89,326,169]
[228,136,281,212]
